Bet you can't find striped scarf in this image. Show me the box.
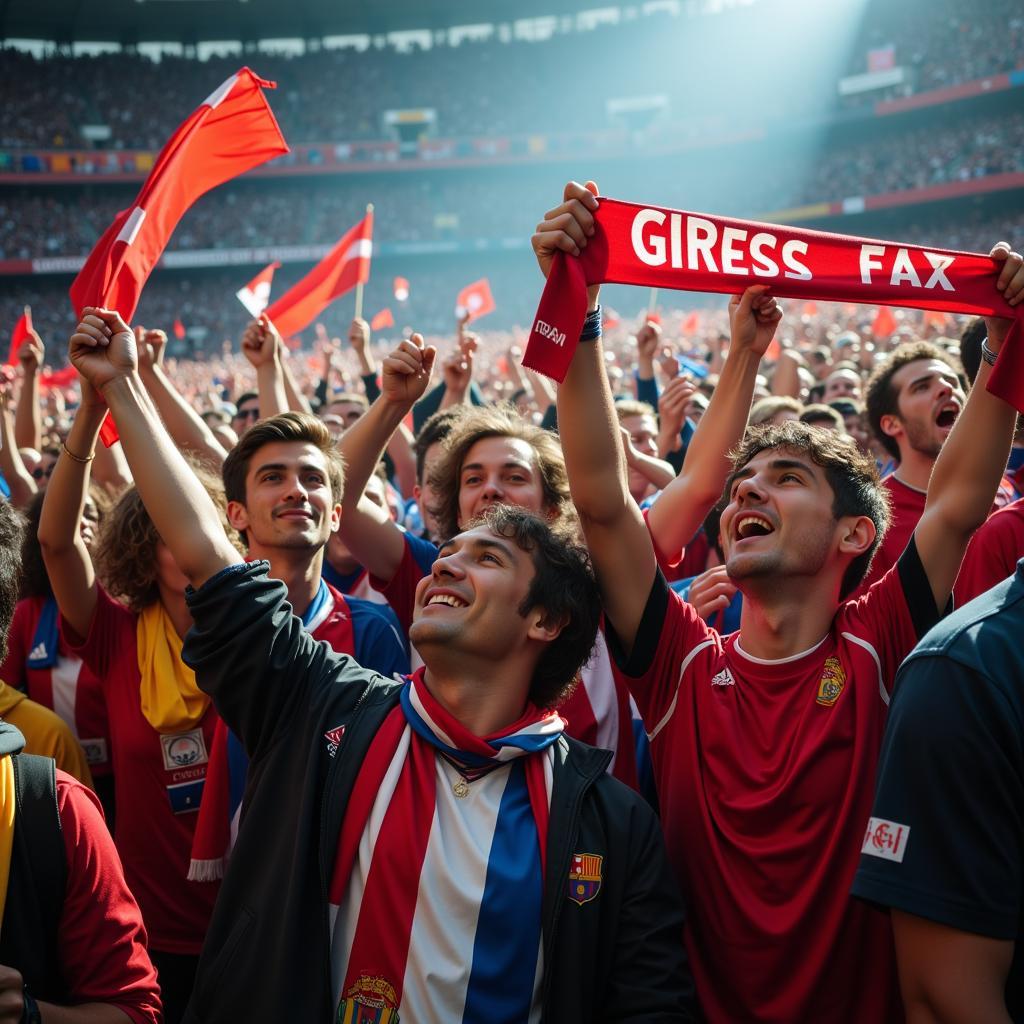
[329,669,565,1023]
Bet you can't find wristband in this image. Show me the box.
[981,337,999,367]
[61,440,96,464]
[21,988,41,1024]
[579,305,603,343]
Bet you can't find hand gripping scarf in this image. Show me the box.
[328,669,565,1023]
[524,197,1024,410]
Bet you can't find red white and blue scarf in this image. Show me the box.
[329,669,565,1023]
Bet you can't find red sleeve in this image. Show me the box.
[606,571,719,739]
[56,772,162,1023]
[62,586,135,684]
[954,505,1024,606]
[369,534,433,634]
[0,599,32,689]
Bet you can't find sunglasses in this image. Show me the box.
[32,465,55,480]
[234,408,260,422]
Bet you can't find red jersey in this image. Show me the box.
[1,596,112,776]
[66,588,219,954]
[609,547,936,1022]
[855,474,925,595]
[955,496,1024,604]
[55,771,162,1023]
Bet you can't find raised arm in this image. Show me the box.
[646,287,780,562]
[278,340,313,415]
[37,384,103,639]
[540,181,657,653]
[0,391,37,507]
[915,243,1024,609]
[337,335,436,580]
[136,327,227,467]
[242,317,288,420]
[69,309,242,589]
[14,326,44,451]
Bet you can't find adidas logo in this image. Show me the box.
[29,642,48,661]
[711,667,735,687]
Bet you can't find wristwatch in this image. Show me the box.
[22,988,41,1024]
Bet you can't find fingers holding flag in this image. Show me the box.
[70,307,138,390]
[532,180,601,275]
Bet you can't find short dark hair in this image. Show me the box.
[414,406,471,485]
[729,422,890,599]
[799,404,845,431]
[865,341,959,460]
[958,317,988,386]
[233,391,259,413]
[470,505,600,708]
[429,405,572,541]
[0,501,23,662]
[223,411,345,509]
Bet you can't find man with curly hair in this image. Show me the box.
[66,306,697,1023]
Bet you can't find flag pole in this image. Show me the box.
[647,287,658,317]
[355,203,373,322]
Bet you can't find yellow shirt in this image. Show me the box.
[0,681,93,788]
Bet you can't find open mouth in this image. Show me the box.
[935,405,959,429]
[734,513,775,540]
[426,593,468,609]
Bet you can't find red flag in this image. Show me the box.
[872,307,898,338]
[173,317,186,340]
[7,306,32,365]
[802,301,819,317]
[603,307,621,330]
[455,279,496,323]
[681,311,701,336]
[923,309,950,329]
[371,308,394,330]
[236,261,280,317]
[70,68,288,322]
[264,213,373,339]
[393,277,410,302]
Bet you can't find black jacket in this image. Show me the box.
[182,562,695,1022]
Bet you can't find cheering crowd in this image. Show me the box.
[0,173,1022,1023]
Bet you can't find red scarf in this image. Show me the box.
[523,197,1024,409]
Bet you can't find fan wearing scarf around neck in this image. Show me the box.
[38,393,239,1024]
[67,305,697,1024]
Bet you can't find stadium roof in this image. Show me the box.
[3,0,591,45]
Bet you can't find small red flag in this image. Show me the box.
[370,308,394,330]
[603,307,621,330]
[264,213,373,338]
[681,311,701,335]
[236,261,280,317]
[70,68,288,322]
[7,306,32,365]
[923,309,950,329]
[802,301,819,317]
[872,307,898,338]
[393,277,410,302]
[455,279,496,323]
[173,317,186,340]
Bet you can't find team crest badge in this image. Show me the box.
[336,974,400,1023]
[816,656,846,707]
[568,852,603,906]
[324,725,346,758]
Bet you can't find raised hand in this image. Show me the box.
[987,242,1024,347]
[348,317,370,355]
[135,326,167,372]
[532,180,601,307]
[69,307,137,392]
[657,375,697,439]
[686,564,738,622]
[240,316,280,368]
[17,326,44,373]
[728,285,783,357]
[381,333,436,407]
[636,320,662,365]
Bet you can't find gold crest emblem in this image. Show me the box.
[816,656,846,707]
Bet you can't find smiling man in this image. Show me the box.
[540,179,1024,1022]
[858,342,967,592]
[67,307,695,1024]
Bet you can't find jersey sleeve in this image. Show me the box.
[605,570,718,741]
[954,507,1023,606]
[62,586,136,686]
[369,531,437,633]
[350,599,410,678]
[839,536,945,697]
[56,773,162,1024]
[852,654,1022,939]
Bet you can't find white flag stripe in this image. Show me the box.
[116,207,147,247]
[202,73,240,111]
[345,239,373,262]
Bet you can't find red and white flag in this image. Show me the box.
[7,306,32,365]
[236,261,280,317]
[455,278,496,323]
[370,308,394,330]
[69,68,288,322]
[393,276,410,302]
[264,213,373,339]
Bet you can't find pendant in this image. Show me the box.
[452,778,470,799]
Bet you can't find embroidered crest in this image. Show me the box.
[816,656,846,707]
[567,852,603,906]
[325,725,346,758]
[337,974,400,1023]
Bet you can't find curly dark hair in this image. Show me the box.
[470,504,600,709]
[93,463,237,612]
[0,501,23,662]
[428,404,573,542]
[728,421,890,599]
